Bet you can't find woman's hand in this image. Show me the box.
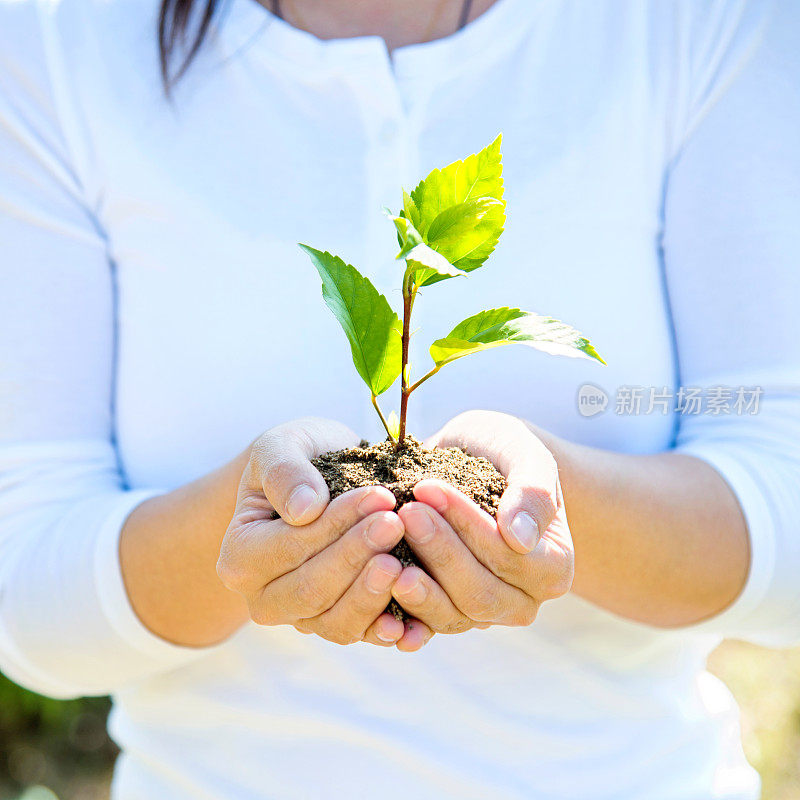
[390,410,574,637]
[216,418,409,647]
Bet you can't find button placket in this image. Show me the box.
[338,55,402,439]
[343,50,446,440]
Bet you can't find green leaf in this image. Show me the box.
[386,410,401,439]
[409,134,504,237]
[405,244,467,287]
[402,190,421,230]
[299,245,403,395]
[426,196,505,273]
[429,307,606,368]
[386,212,467,287]
[386,211,424,259]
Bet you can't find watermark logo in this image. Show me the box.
[577,384,609,417]
[577,384,763,418]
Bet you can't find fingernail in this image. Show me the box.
[397,576,427,604]
[285,484,318,522]
[375,627,403,644]
[416,484,447,513]
[509,512,538,551]
[364,517,401,549]
[404,507,436,544]
[366,561,397,593]
[358,488,394,516]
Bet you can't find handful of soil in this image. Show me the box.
[312,436,507,620]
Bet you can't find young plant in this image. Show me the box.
[300,135,604,447]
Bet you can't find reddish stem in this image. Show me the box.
[398,287,413,446]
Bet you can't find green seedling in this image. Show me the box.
[300,135,605,447]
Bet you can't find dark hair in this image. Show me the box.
[158,0,219,90]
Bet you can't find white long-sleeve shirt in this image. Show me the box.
[1,0,799,797]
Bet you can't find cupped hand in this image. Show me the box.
[216,418,409,647]
[390,410,574,638]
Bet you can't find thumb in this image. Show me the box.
[494,445,560,554]
[248,417,359,525]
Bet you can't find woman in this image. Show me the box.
[1,0,798,797]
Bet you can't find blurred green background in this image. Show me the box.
[1,640,799,799]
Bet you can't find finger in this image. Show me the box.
[391,566,474,635]
[413,479,498,546]
[301,554,402,645]
[427,410,559,553]
[398,501,534,625]
[413,479,518,582]
[217,484,396,595]
[495,456,559,555]
[529,481,575,601]
[251,417,359,525]
[395,619,434,652]
[362,613,405,647]
[255,510,404,623]
[415,478,572,604]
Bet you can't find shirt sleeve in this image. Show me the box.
[0,0,209,699]
[662,0,800,645]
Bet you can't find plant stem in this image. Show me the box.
[407,364,441,394]
[397,285,416,446]
[371,394,396,443]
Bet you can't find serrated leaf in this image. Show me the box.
[409,134,504,237]
[386,212,467,287]
[402,190,421,231]
[429,307,606,367]
[299,245,403,395]
[426,197,505,272]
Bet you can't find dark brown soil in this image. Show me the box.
[312,436,507,620]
